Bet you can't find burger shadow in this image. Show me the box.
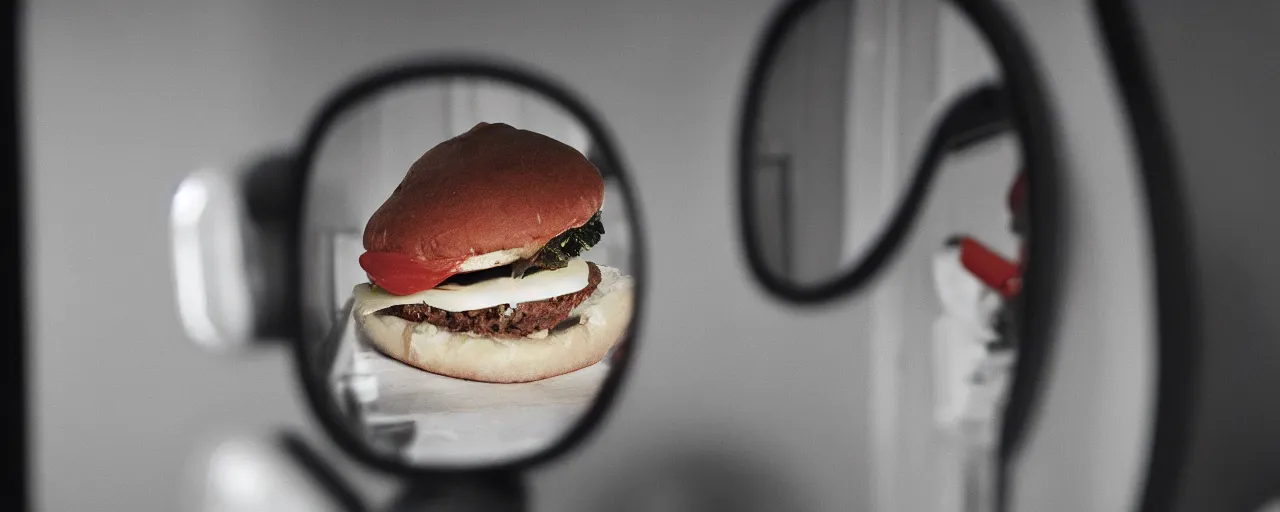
[579,440,810,512]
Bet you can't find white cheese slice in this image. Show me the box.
[353,259,590,314]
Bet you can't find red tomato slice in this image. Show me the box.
[358,251,464,296]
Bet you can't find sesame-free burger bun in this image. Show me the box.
[363,122,605,272]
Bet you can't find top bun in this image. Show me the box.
[363,122,605,271]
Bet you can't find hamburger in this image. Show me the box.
[351,122,635,383]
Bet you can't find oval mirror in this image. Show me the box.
[294,64,644,472]
[738,0,1058,508]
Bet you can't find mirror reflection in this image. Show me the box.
[301,78,636,467]
[744,0,1028,509]
[749,0,855,286]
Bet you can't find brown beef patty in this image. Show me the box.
[377,262,602,338]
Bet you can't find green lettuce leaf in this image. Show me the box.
[513,210,605,277]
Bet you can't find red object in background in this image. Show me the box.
[957,237,1022,298]
[1008,172,1027,215]
[952,171,1026,298]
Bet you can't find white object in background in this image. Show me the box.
[348,374,380,404]
[170,168,255,353]
[190,436,344,512]
[325,231,369,405]
[931,247,1003,429]
[933,246,1002,338]
[331,232,367,317]
[963,350,1016,427]
[932,316,989,428]
[345,325,380,405]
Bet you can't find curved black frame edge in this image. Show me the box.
[276,432,366,512]
[945,82,1013,153]
[733,0,1062,505]
[2,0,25,509]
[1092,2,1198,511]
[288,56,648,478]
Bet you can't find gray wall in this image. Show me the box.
[1131,1,1280,510]
[26,1,874,510]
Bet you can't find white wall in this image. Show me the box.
[840,3,908,510]
[26,1,875,511]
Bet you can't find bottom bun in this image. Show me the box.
[354,265,634,383]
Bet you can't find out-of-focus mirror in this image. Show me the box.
[743,0,1017,288]
[299,76,638,469]
[746,0,861,287]
[740,0,1046,509]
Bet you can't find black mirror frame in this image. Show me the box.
[734,0,1062,504]
[287,56,648,478]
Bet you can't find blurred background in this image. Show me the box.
[19,0,1280,511]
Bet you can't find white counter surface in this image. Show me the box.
[333,316,611,465]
